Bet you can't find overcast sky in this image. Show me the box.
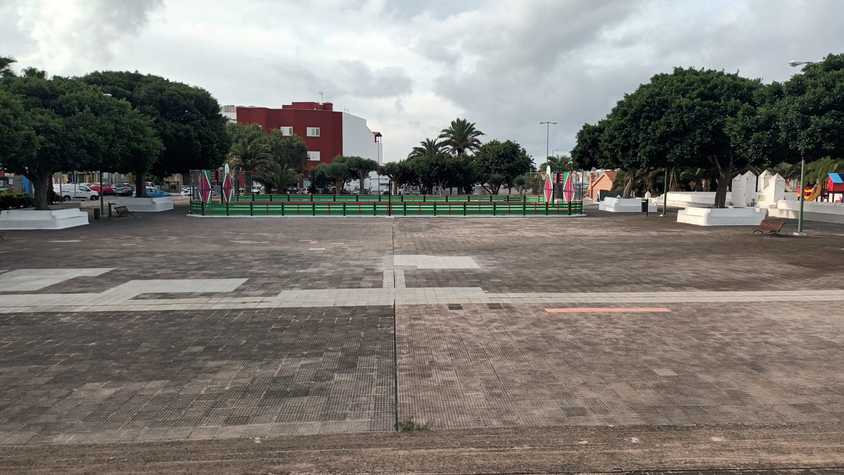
[2,0,842,163]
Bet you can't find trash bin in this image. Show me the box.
[641,199,649,215]
[93,208,101,220]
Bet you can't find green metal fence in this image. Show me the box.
[231,193,548,204]
[190,196,583,217]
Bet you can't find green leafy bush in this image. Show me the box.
[0,192,34,210]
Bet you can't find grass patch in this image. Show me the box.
[396,418,431,432]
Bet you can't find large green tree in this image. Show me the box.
[337,156,379,193]
[2,70,159,209]
[0,57,16,78]
[776,54,844,165]
[571,121,605,170]
[315,160,351,193]
[438,118,484,156]
[596,68,763,206]
[260,130,308,192]
[473,140,532,194]
[380,160,417,194]
[83,71,230,195]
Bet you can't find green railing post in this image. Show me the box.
[373,203,376,216]
[433,203,437,216]
[423,194,426,203]
[287,194,291,202]
[493,203,496,216]
[568,200,572,215]
[269,194,273,202]
[250,202,253,216]
[342,202,346,216]
[523,202,526,216]
[281,203,285,216]
[312,202,316,216]
[545,203,549,216]
[403,203,407,216]
[201,201,205,216]
[464,203,467,216]
[333,194,336,202]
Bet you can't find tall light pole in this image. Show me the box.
[788,60,815,235]
[539,121,558,165]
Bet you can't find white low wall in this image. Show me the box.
[0,208,89,230]
[108,196,174,212]
[766,200,844,224]
[677,207,767,226]
[655,192,735,209]
[598,197,656,213]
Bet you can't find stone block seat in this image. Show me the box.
[676,206,767,226]
[598,197,656,213]
[0,208,89,230]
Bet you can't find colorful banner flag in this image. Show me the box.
[562,171,574,203]
[198,170,212,204]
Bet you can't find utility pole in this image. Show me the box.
[539,121,558,164]
[788,60,816,236]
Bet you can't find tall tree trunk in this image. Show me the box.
[359,176,365,194]
[32,173,52,210]
[135,172,146,198]
[669,169,682,192]
[714,170,730,208]
[622,175,634,198]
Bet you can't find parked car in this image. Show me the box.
[113,184,134,196]
[52,183,99,201]
[89,184,115,195]
[144,186,169,198]
[180,186,192,196]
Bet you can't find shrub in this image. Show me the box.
[396,418,431,432]
[0,192,34,210]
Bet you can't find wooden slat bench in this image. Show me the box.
[753,217,785,235]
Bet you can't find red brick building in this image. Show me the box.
[229,102,381,171]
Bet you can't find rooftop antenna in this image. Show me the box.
[319,91,324,103]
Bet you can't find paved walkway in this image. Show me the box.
[1,211,844,475]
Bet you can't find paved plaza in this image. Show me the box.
[1,208,844,471]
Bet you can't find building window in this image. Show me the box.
[280,126,293,136]
[307,151,321,161]
[306,127,320,137]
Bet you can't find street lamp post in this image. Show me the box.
[539,121,558,164]
[788,60,815,235]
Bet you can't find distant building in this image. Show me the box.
[587,170,617,201]
[225,102,383,170]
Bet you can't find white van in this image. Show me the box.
[53,183,100,201]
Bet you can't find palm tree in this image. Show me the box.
[408,138,443,160]
[438,118,484,156]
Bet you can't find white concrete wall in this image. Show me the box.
[342,112,382,164]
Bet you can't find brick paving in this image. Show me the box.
[396,302,844,430]
[0,307,395,444]
[1,208,844,450]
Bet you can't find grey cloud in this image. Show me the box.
[419,0,844,160]
[334,61,413,98]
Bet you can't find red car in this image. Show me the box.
[89,184,115,195]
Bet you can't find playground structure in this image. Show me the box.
[187,168,584,217]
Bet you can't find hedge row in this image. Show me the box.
[0,192,34,210]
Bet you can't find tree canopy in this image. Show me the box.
[1,68,161,207]
[83,71,230,178]
[473,140,533,194]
